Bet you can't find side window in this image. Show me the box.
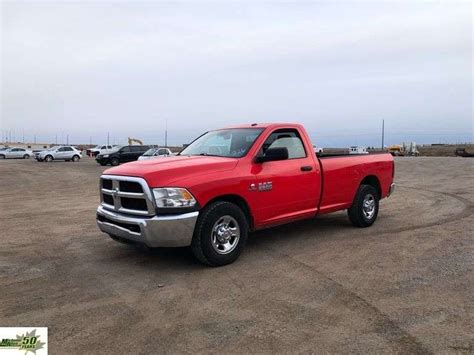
[64,147,73,151]
[101,146,106,149]
[120,146,131,153]
[19,149,25,152]
[131,146,144,152]
[58,147,65,152]
[262,129,307,159]
[158,149,168,155]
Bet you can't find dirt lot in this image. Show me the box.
[0,156,472,354]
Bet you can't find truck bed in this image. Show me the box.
[317,151,387,158]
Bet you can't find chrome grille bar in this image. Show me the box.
[100,175,155,216]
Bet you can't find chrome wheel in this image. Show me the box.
[211,215,240,255]
[362,194,376,219]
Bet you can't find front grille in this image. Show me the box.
[102,179,113,190]
[97,214,141,234]
[121,197,148,211]
[103,194,114,205]
[100,176,155,216]
[120,181,143,193]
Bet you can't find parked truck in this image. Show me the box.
[96,123,395,266]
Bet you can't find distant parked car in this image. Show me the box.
[36,146,82,162]
[96,145,150,166]
[87,145,118,157]
[0,147,33,159]
[138,147,173,161]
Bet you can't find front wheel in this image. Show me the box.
[72,155,80,162]
[110,158,120,166]
[44,155,53,162]
[191,201,249,266]
[0,154,5,159]
[348,184,379,227]
[23,154,30,159]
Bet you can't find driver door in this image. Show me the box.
[252,128,320,226]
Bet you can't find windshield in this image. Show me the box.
[142,148,157,156]
[180,128,264,158]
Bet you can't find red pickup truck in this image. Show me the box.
[96,123,395,266]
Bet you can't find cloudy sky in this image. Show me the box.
[1,1,472,146]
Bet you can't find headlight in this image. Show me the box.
[102,154,109,158]
[153,188,197,208]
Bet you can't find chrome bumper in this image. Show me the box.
[387,183,395,197]
[96,205,199,247]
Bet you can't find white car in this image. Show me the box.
[88,145,119,157]
[138,147,173,160]
[36,146,82,162]
[0,147,33,159]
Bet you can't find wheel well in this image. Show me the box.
[205,195,254,230]
[360,175,381,198]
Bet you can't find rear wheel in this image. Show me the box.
[110,158,120,166]
[23,154,30,159]
[0,154,5,159]
[348,184,379,227]
[191,201,248,266]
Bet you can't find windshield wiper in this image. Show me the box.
[198,153,221,157]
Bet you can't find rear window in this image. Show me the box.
[261,129,307,159]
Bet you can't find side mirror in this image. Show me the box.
[255,147,289,163]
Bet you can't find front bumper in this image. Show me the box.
[96,205,199,247]
[95,156,109,164]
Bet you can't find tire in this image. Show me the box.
[45,155,53,162]
[110,158,120,166]
[23,154,30,159]
[100,163,107,166]
[191,201,249,266]
[348,184,379,228]
[0,154,5,159]
[72,155,80,162]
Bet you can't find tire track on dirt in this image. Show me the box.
[254,185,472,353]
[383,185,473,234]
[266,248,433,354]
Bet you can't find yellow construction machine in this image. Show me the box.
[128,137,144,145]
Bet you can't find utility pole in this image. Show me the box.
[55,134,58,145]
[107,132,110,146]
[89,136,92,146]
[34,135,36,144]
[67,134,69,145]
[381,119,385,151]
[22,129,25,143]
[165,119,168,147]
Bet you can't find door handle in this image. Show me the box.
[301,165,313,172]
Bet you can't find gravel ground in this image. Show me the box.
[0,156,472,354]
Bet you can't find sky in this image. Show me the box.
[1,0,472,147]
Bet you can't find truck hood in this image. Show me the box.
[103,155,239,187]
